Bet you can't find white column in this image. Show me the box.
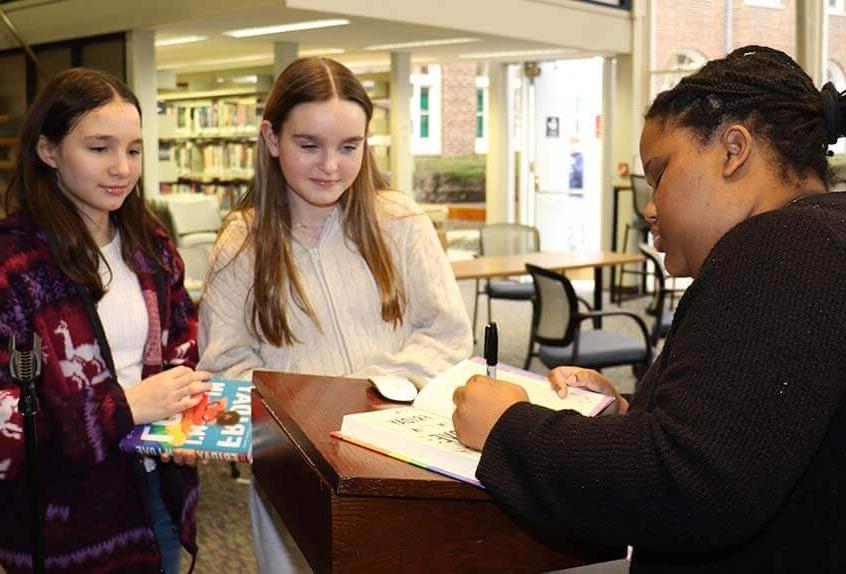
[389,51,413,195]
[630,0,651,169]
[273,42,299,79]
[797,0,825,86]
[601,57,616,252]
[485,62,509,224]
[126,30,159,196]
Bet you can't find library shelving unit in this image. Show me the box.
[360,72,391,176]
[0,114,15,215]
[157,88,265,211]
[156,70,392,210]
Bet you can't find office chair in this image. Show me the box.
[150,194,222,285]
[615,174,653,303]
[638,243,686,346]
[472,223,540,340]
[525,263,652,378]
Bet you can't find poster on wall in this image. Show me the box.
[569,137,584,192]
[546,116,560,138]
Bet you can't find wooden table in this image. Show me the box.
[252,371,626,573]
[451,250,645,327]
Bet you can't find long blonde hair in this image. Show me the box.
[222,57,405,346]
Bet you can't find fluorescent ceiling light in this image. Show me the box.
[232,75,259,84]
[157,54,272,71]
[224,19,350,38]
[364,38,481,51]
[299,48,346,57]
[155,35,208,47]
[459,48,573,60]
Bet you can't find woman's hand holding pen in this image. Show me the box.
[549,366,629,414]
[452,375,529,450]
[125,366,213,425]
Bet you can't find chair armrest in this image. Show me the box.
[576,296,597,328]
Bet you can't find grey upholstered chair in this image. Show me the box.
[638,243,686,346]
[615,174,654,303]
[150,193,221,285]
[525,263,652,378]
[472,223,540,340]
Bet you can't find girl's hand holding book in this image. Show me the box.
[125,366,213,425]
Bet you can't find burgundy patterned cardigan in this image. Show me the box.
[0,210,201,573]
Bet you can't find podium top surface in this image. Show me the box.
[252,370,490,501]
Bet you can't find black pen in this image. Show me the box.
[484,321,498,378]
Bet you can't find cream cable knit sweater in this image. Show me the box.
[198,191,472,382]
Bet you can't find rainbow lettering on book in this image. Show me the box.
[120,378,252,463]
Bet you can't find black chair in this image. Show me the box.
[524,263,652,377]
[472,223,540,340]
[638,243,686,346]
[615,174,653,303]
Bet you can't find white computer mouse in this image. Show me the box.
[368,375,419,402]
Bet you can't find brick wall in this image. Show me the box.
[829,14,846,80]
[733,1,795,56]
[655,0,726,67]
[654,0,798,74]
[440,63,478,157]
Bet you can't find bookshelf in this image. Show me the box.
[0,113,15,215]
[157,89,265,211]
[359,72,391,176]
[156,71,393,210]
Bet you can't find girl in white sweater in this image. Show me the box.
[198,57,472,573]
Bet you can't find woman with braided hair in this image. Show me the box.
[452,46,846,572]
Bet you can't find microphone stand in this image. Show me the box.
[9,334,44,574]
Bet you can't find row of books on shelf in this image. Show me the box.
[159,181,247,211]
[159,98,262,137]
[161,141,256,179]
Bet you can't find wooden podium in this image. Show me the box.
[252,370,626,573]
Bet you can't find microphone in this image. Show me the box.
[9,334,42,415]
[8,333,45,574]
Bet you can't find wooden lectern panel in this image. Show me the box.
[252,370,625,573]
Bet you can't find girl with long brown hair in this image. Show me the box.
[0,68,210,573]
[198,58,471,571]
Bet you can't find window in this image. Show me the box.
[475,89,484,138]
[474,75,489,154]
[649,49,707,100]
[411,65,441,155]
[419,86,430,138]
[830,0,845,15]
[743,0,782,7]
[826,61,846,155]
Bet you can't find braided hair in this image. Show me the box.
[647,45,846,186]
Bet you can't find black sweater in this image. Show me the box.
[477,193,846,573]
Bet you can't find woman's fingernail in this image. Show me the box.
[558,389,567,397]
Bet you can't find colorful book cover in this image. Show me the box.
[119,378,252,463]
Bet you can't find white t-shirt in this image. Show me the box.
[96,232,148,390]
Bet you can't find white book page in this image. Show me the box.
[413,358,613,420]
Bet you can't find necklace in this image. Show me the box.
[292,221,325,230]
[784,190,824,209]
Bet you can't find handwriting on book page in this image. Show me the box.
[384,411,479,456]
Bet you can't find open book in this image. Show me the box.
[120,378,253,463]
[332,358,614,487]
